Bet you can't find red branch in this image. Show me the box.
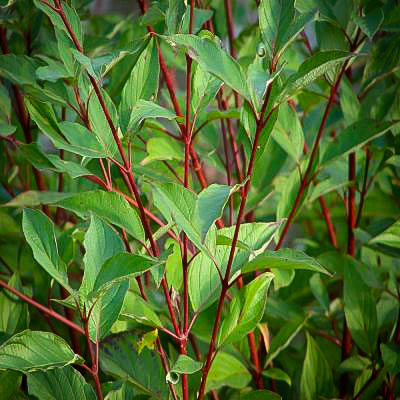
[197,85,275,400]
[0,278,84,335]
[275,64,348,250]
[0,27,50,217]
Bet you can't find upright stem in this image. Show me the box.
[180,3,195,398]
[83,315,103,400]
[355,147,371,227]
[340,151,356,397]
[275,65,348,250]
[318,196,338,248]
[0,27,50,217]
[197,86,274,400]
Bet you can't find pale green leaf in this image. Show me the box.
[0,55,37,85]
[22,209,72,293]
[0,330,83,372]
[300,332,334,400]
[281,51,355,100]
[163,33,250,100]
[344,261,378,355]
[127,100,177,135]
[27,366,97,400]
[265,315,309,366]
[166,355,203,384]
[80,215,124,297]
[262,368,291,386]
[206,352,251,392]
[100,332,168,399]
[54,191,145,242]
[242,249,331,275]
[321,120,398,165]
[218,272,274,346]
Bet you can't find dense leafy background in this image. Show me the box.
[0,0,400,399]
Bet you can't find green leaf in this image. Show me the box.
[163,33,250,100]
[36,57,71,83]
[272,102,304,162]
[0,55,38,85]
[262,368,291,386]
[22,209,73,293]
[89,282,129,342]
[0,370,22,400]
[92,252,159,294]
[191,64,223,115]
[0,124,16,137]
[281,51,355,100]
[54,191,145,242]
[100,332,169,399]
[126,100,177,135]
[343,261,378,355]
[104,382,138,400]
[206,352,251,392]
[152,182,240,257]
[27,366,97,400]
[189,222,281,311]
[80,215,124,297]
[340,77,360,125]
[71,50,97,78]
[321,120,398,165]
[142,137,183,165]
[259,0,314,61]
[88,88,119,157]
[0,82,11,120]
[3,191,70,208]
[33,0,83,45]
[354,8,384,40]
[120,38,159,115]
[338,355,371,373]
[239,390,282,400]
[136,329,158,354]
[242,249,332,275]
[181,7,214,34]
[300,332,334,400]
[218,272,274,346]
[369,220,400,250]
[120,292,163,328]
[265,315,309,366]
[0,330,83,372]
[58,122,107,158]
[197,183,243,243]
[381,343,400,376]
[166,355,203,384]
[309,273,329,311]
[166,0,186,34]
[0,275,29,336]
[308,178,349,203]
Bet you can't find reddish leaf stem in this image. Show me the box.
[82,314,103,400]
[0,278,84,335]
[275,64,348,250]
[197,86,274,400]
[318,196,338,248]
[0,27,50,217]
[355,147,371,227]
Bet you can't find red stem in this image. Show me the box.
[0,27,50,218]
[197,86,274,400]
[340,152,356,397]
[355,147,371,227]
[275,64,348,250]
[319,196,338,248]
[0,278,84,335]
[83,314,103,400]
